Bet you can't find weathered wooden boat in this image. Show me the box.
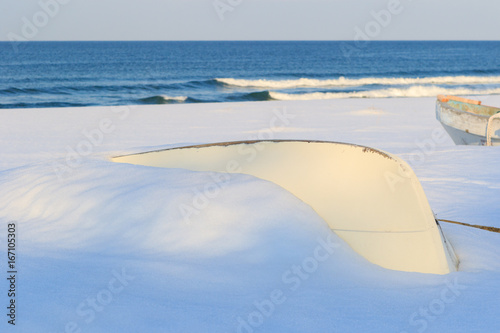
[112,140,458,274]
[436,95,500,146]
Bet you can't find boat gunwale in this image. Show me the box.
[112,139,397,161]
[437,99,500,119]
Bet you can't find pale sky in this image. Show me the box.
[1,0,500,41]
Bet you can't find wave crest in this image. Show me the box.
[138,95,188,104]
[269,86,500,101]
[216,76,500,89]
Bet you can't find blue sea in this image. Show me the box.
[1,41,500,109]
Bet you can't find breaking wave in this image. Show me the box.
[268,86,500,101]
[216,76,500,89]
[138,95,189,104]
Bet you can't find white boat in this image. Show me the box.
[436,95,500,146]
[112,140,458,274]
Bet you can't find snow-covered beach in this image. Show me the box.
[1,96,499,332]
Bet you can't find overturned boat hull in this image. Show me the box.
[112,140,458,274]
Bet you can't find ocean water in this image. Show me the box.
[1,41,500,109]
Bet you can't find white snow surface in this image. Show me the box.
[1,97,499,332]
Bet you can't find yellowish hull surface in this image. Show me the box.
[112,140,458,274]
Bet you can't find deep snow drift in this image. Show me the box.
[0,97,499,332]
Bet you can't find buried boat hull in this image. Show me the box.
[436,95,500,146]
[112,140,458,274]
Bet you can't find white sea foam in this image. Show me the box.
[216,76,500,89]
[269,86,500,100]
[161,95,188,102]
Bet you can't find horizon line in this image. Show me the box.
[1,39,500,43]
